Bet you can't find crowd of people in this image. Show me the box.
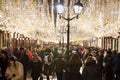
[0,45,120,80]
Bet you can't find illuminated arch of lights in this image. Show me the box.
[0,0,120,43]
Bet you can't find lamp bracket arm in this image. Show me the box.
[60,15,68,20]
[70,15,78,20]
[69,14,79,21]
[60,14,79,21]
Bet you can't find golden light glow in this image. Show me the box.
[0,0,120,43]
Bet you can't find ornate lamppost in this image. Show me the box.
[56,1,83,52]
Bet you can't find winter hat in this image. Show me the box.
[1,50,8,55]
[9,55,17,61]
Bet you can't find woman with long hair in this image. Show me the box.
[68,51,82,80]
[82,56,101,80]
[5,56,24,80]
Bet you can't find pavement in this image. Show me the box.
[27,76,57,80]
[27,72,57,80]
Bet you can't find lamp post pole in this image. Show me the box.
[67,15,70,52]
[60,14,79,52]
[56,1,83,52]
[67,0,70,52]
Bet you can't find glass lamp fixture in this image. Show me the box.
[56,2,83,15]
[56,3,64,14]
[74,2,83,14]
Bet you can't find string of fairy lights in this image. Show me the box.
[0,0,120,43]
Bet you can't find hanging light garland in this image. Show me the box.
[0,0,119,43]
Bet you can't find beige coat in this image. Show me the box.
[5,61,24,80]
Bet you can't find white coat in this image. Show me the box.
[5,61,24,80]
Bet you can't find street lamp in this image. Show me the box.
[56,1,83,52]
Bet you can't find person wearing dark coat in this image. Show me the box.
[68,53,82,80]
[82,56,101,80]
[96,50,104,80]
[113,53,120,80]
[43,52,53,80]
[53,54,65,80]
[103,48,113,80]
[0,50,9,80]
[31,53,43,80]
[17,47,30,80]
